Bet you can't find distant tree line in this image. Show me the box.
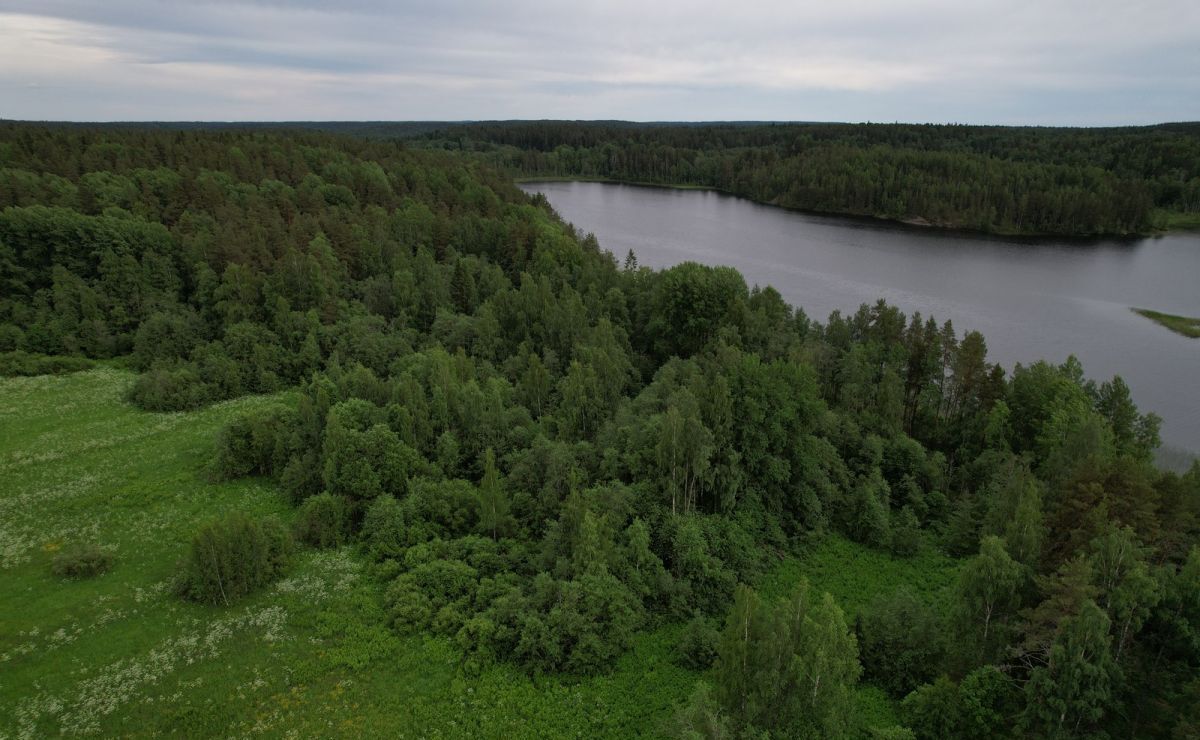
[421,121,1200,235]
[2,125,1198,737]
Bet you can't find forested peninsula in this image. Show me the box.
[420,121,1200,236]
[2,124,1199,737]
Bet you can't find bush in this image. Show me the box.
[361,494,407,560]
[388,581,434,633]
[858,588,945,697]
[294,493,351,548]
[668,515,739,616]
[192,341,244,399]
[0,350,94,377]
[211,405,294,479]
[0,324,23,352]
[669,683,732,739]
[402,478,480,542]
[542,570,643,674]
[131,310,202,371]
[322,401,419,501]
[675,613,720,670]
[901,667,1013,740]
[51,542,114,579]
[280,451,324,503]
[127,364,212,411]
[845,473,892,548]
[456,615,499,672]
[175,512,292,605]
[889,507,924,557]
[407,558,480,607]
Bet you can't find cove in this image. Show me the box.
[520,181,1200,458]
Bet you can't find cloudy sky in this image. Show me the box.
[1,0,1197,124]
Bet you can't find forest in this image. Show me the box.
[2,123,1199,738]
[419,120,1200,236]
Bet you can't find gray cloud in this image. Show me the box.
[0,0,1196,123]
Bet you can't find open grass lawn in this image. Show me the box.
[1,368,957,737]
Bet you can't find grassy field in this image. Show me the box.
[1,368,957,737]
[760,536,962,617]
[1153,209,1200,232]
[1133,308,1200,338]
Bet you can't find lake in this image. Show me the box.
[519,181,1200,456]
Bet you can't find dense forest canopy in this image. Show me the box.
[0,119,455,138]
[2,124,1199,737]
[418,120,1200,236]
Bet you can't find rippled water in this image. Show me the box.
[521,181,1200,454]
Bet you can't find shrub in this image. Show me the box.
[675,613,720,670]
[544,570,644,674]
[889,507,924,557]
[456,615,498,671]
[280,451,324,503]
[322,401,418,500]
[386,577,434,632]
[858,588,945,697]
[402,478,481,542]
[901,667,1013,740]
[192,340,244,399]
[51,542,114,579]
[0,324,23,352]
[131,310,202,371]
[175,512,292,605]
[669,683,732,740]
[845,472,892,548]
[294,493,351,548]
[407,558,480,607]
[361,494,407,561]
[127,364,212,411]
[668,515,738,616]
[211,405,294,479]
[0,350,94,377]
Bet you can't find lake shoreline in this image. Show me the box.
[522,179,1200,453]
[516,176,1196,242]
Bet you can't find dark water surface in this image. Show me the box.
[520,181,1200,454]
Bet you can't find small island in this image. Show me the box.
[1133,308,1200,338]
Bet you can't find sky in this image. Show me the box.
[1,0,1197,125]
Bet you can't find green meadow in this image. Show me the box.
[1,368,957,737]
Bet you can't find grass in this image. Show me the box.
[758,535,964,733]
[1,368,956,736]
[1132,308,1200,338]
[1152,208,1200,232]
[759,535,963,618]
[0,368,699,737]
